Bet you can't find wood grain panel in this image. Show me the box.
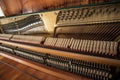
[1,0,22,16]
[0,0,111,16]
[0,57,63,80]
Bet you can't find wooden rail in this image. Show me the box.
[0,40,120,67]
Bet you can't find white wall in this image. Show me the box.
[0,7,5,17]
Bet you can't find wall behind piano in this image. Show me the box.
[0,0,111,16]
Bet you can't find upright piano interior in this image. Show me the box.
[0,1,120,80]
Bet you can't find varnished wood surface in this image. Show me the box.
[0,0,111,16]
[0,56,63,80]
[0,52,90,80]
[0,40,120,67]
